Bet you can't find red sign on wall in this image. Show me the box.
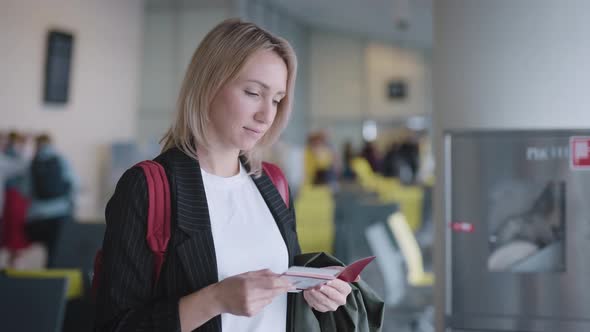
[571,136,590,170]
[449,222,475,233]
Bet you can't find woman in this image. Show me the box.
[95,19,352,332]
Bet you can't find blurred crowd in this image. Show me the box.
[0,131,77,269]
[303,129,430,189]
[0,127,432,269]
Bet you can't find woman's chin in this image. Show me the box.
[236,142,258,151]
[235,136,262,151]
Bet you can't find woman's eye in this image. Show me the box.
[245,90,259,97]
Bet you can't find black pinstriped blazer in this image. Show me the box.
[95,147,302,332]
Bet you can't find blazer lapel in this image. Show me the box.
[162,149,297,291]
[162,148,219,291]
[250,167,298,266]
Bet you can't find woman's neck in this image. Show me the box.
[196,145,240,177]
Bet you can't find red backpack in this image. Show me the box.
[92,160,290,295]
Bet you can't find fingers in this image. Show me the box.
[222,270,295,317]
[257,275,293,291]
[246,269,292,289]
[303,279,352,312]
[272,276,294,289]
[303,288,340,312]
[317,283,348,306]
[250,268,278,276]
[324,279,351,297]
[247,274,293,302]
[236,278,291,317]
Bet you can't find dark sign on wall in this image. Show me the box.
[387,79,407,100]
[44,30,74,104]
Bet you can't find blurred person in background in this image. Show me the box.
[382,141,401,178]
[26,133,77,266]
[382,133,420,184]
[340,140,356,180]
[360,140,381,173]
[0,131,29,217]
[304,131,337,186]
[397,133,420,184]
[95,19,351,332]
[0,131,34,267]
[4,131,29,190]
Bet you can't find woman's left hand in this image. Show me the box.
[303,278,351,312]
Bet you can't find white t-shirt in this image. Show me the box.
[201,163,288,332]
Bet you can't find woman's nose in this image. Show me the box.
[255,100,275,124]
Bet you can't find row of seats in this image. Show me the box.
[365,211,434,329]
[294,184,335,254]
[0,273,69,332]
[295,158,433,268]
[295,175,435,330]
[351,157,427,232]
[0,221,106,331]
[3,268,83,299]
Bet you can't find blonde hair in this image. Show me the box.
[161,18,297,176]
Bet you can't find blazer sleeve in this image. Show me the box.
[95,167,180,332]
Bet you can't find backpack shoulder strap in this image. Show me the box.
[135,160,171,287]
[262,162,290,207]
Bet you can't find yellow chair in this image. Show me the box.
[295,185,335,254]
[5,268,84,300]
[304,146,334,185]
[387,212,434,287]
[392,185,424,232]
[375,177,402,203]
[351,156,425,231]
[350,157,379,191]
[376,177,423,232]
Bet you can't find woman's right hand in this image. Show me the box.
[214,269,293,317]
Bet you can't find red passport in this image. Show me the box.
[336,256,376,282]
[283,256,376,291]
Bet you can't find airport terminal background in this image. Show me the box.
[2,1,590,332]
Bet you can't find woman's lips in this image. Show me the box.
[244,127,263,134]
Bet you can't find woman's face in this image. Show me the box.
[208,49,288,153]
